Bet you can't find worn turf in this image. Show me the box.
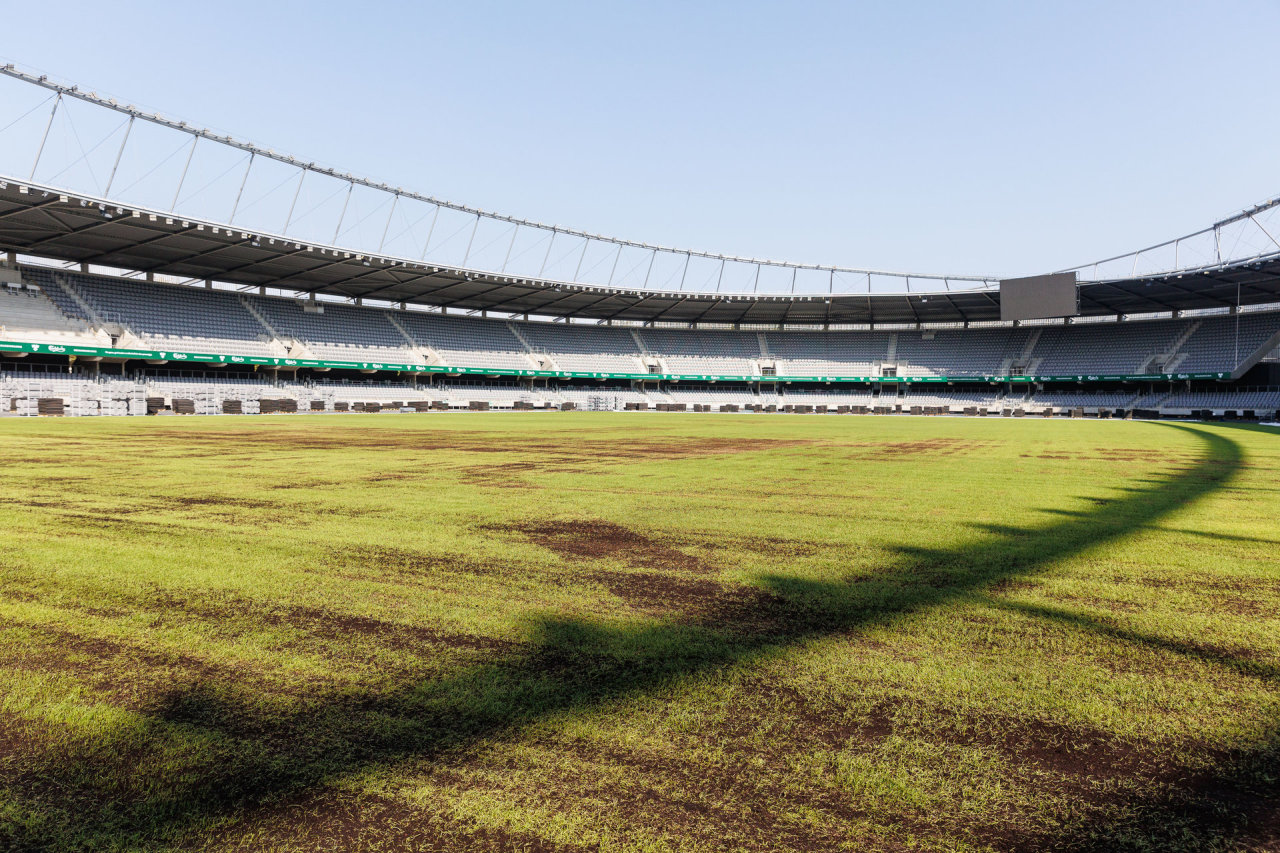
[0,413,1277,852]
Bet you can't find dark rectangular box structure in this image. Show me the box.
[1000,272,1078,322]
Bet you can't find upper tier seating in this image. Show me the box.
[517,322,644,373]
[396,311,532,371]
[246,297,417,363]
[52,270,277,357]
[765,331,891,376]
[1176,313,1280,373]
[895,328,1030,377]
[639,329,760,374]
[0,279,108,346]
[1032,320,1182,374]
[5,265,1278,379]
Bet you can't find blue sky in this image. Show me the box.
[1,0,1278,279]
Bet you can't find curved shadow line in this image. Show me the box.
[0,423,1246,850]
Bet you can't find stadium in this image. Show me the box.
[0,69,1278,418]
[1,13,1279,852]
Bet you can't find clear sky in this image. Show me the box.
[1,0,1277,279]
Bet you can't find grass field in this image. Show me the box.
[0,413,1277,852]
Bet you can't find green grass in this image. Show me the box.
[0,413,1277,852]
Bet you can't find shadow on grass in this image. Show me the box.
[0,423,1270,851]
[984,598,1280,851]
[992,599,1280,684]
[1156,527,1280,547]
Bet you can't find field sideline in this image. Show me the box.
[0,413,1277,852]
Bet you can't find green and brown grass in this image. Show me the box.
[0,412,1277,852]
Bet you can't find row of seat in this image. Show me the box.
[5,265,1279,376]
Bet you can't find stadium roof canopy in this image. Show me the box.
[3,179,1280,326]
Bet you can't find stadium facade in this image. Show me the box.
[0,67,1277,418]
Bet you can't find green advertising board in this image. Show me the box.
[0,339,1231,384]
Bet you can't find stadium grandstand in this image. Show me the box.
[0,65,1278,420]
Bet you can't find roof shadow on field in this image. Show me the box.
[983,597,1280,851]
[0,424,1273,851]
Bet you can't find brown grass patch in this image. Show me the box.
[507,520,713,574]
[325,544,503,584]
[862,438,991,460]
[586,569,738,613]
[142,428,813,462]
[150,591,514,655]
[0,625,275,710]
[204,789,586,852]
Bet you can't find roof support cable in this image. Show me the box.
[29,93,61,180]
[170,137,198,212]
[0,91,53,137]
[103,114,134,197]
[461,212,481,266]
[1246,212,1280,252]
[46,115,127,187]
[419,204,441,260]
[574,237,590,281]
[607,243,623,286]
[501,224,519,272]
[115,136,188,199]
[378,192,400,253]
[228,152,255,225]
[60,102,106,194]
[0,63,1005,292]
[539,228,557,276]
[332,180,354,244]
[283,168,306,235]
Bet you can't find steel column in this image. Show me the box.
[170,137,198,211]
[419,204,441,260]
[607,243,623,285]
[332,180,354,243]
[574,238,590,281]
[282,168,306,234]
[461,213,481,266]
[103,115,134,197]
[29,94,61,180]
[501,224,519,272]
[228,152,255,224]
[378,193,400,252]
[539,228,557,276]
